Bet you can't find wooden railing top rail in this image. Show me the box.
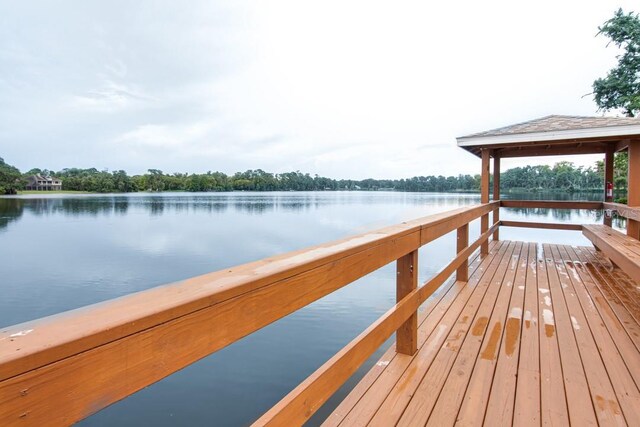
[0,202,497,425]
[500,220,583,231]
[603,202,640,221]
[500,200,603,210]
[254,221,500,425]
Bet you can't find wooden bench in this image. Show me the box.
[582,224,640,284]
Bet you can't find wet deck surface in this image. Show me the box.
[324,240,640,426]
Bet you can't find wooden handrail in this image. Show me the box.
[0,202,498,426]
[603,202,640,222]
[500,220,583,231]
[500,200,603,210]
[253,222,499,426]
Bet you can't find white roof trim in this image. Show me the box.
[457,124,640,147]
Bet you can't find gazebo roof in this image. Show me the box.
[457,115,640,158]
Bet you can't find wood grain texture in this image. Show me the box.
[328,241,640,426]
[628,140,640,239]
[481,149,490,254]
[500,200,603,210]
[500,220,583,231]
[603,202,640,222]
[457,224,469,282]
[493,155,500,241]
[604,148,614,227]
[324,248,490,427]
[0,203,497,382]
[396,250,418,355]
[253,224,499,426]
[582,224,640,283]
[0,203,497,426]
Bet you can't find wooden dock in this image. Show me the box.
[2,115,640,426]
[325,240,640,426]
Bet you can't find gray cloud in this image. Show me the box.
[0,1,636,179]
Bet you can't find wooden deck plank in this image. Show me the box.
[324,248,489,427]
[558,245,640,425]
[367,242,515,426]
[425,242,523,426]
[479,241,529,426]
[542,243,598,426]
[583,224,640,283]
[589,248,640,325]
[572,246,640,354]
[513,242,541,426]
[395,242,518,426]
[536,243,570,426]
[548,244,628,425]
[574,247,640,350]
[327,241,640,427]
[457,244,528,425]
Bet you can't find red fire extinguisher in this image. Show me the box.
[606,181,613,199]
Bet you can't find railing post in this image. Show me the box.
[396,250,418,355]
[628,141,640,240]
[481,149,490,254]
[493,155,500,241]
[457,224,469,282]
[604,146,614,227]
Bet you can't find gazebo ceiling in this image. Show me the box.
[457,115,640,158]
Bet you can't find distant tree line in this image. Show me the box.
[0,155,628,195]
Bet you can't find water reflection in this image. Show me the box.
[0,198,23,230]
[0,191,629,232]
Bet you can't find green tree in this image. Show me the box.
[592,9,640,116]
[0,157,23,194]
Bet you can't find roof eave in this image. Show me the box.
[457,124,640,148]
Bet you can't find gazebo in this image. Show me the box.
[457,114,640,243]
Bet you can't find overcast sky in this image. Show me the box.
[0,1,637,179]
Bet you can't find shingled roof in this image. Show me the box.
[457,115,640,158]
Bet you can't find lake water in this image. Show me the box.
[0,191,610,425]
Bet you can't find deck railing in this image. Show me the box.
[0,202,497,426]
[1,198,638,426]
[499,199,640,233]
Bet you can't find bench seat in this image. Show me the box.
[582,224,640,284]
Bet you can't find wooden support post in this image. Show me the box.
[396,250,418,355]
[493,155,500,240]
[604,146,614,227]
[456,224,469,282]
[628,141,640,239]
[481,149,490,254]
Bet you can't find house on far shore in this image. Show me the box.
[25,175,62,191]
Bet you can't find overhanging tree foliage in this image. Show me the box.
[592,9,640,117]
[0,157,22,194]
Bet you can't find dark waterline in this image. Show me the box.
[0,191,614,425]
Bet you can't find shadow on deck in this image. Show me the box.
[326,240,640,426]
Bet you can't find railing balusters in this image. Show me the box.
[396,250,418,355]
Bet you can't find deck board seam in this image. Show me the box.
[579,247,640,352]
[370,241,514,426]
[328,244,494,426]
[561,244,640,422]
[552,245,628,425]
[378,241,512,426]
[542,243,598,426]
[398,241,518,425]
[573,249,640,368]
[453,241,524,426]
[425,241,522,426]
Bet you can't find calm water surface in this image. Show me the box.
[0,191,609,425]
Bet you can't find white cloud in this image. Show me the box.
[0,0,636,178]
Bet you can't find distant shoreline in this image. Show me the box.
[8,188,616,196]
